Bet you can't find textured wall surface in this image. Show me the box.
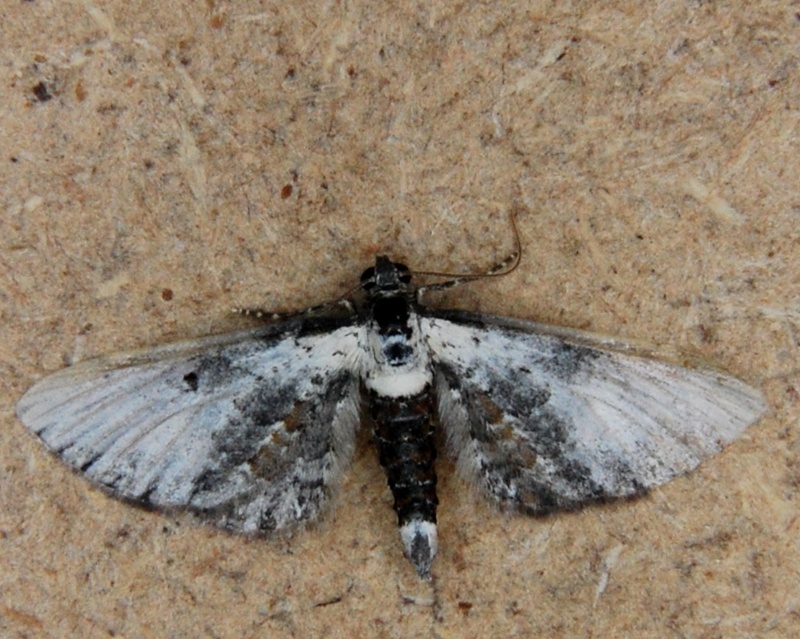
[1,2,797,638]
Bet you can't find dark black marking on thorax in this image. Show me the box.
[363,255,416,366]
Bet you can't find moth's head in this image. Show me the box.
[360,256,412,294]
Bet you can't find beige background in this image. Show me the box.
[1,2,798,638]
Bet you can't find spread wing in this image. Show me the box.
[16,320,364,533]
[423,311,765,515]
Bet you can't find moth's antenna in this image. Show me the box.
[235,211,522,317]
[414,210,522,294]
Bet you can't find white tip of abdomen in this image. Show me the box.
[400,519,438,579]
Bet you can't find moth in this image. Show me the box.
[16,251,765,579]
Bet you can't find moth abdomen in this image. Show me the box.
[370,386,439,578]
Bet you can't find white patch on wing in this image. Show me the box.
[423,314,765,512]
[17,324,365,532]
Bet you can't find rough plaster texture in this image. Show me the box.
[1,2,798,638]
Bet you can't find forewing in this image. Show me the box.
[423,312,765,515]
[17,322,364,533]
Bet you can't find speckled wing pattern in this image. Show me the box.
[16,320,363,533]
[424,311,765,515]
